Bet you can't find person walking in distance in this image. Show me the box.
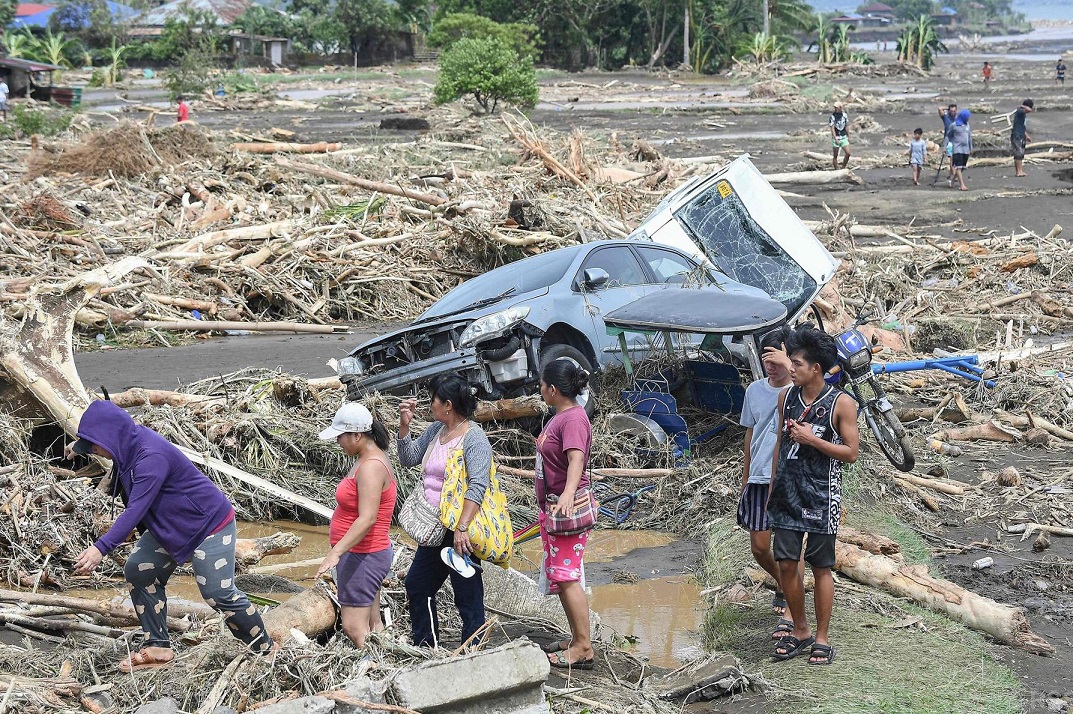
[1011,98,1033,178]
[937,102,957,180]
[908,127,927,186]
[828,101,850,170]
[945,109,972,191]
[767,326,860,665]
[176,95,189,123]
[1056,57,1067,85]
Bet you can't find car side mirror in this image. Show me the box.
[583,268,610,290]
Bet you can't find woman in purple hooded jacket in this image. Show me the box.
[70,400,273,671]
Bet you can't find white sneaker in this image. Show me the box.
[440,547,476,578]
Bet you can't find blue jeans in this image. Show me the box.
[405,533,485,648]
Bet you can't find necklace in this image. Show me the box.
[439,418,467,444]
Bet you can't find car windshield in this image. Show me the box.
[418,249,576,320]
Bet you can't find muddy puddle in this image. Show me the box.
[70,522,704,669]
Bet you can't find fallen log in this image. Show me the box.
[934,421,1022,443]
[837,526,902,556]
[893,477,940,511]
[473,396,545,422]
[834,541,1053,654]
[276,158,447,207]
[0,589,200,631]
[234,532,301,569]
[262,581,337,643]
[170,220,296,255]
[495,464,676,480]
[764,169,863,185]
[994,410,1073,442]
[104,387,223,409]
[232,141,342,154]
[1005,523,1073,540]
[121,319,343,334]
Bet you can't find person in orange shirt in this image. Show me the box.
[982,62,993,85]
[317,403,397,648]
[176,95,189,122]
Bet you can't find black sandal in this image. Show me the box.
[772,591,787,614]
[770,619,794,640]
[540,640,570,654]
[773,635,815,661]
[548,652,595,670]
[808,643,835,665]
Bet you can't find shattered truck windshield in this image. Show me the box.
[675,184,816,320]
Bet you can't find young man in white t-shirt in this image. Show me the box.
[737,326,794,635]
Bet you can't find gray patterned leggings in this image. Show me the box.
[124,520,272,652]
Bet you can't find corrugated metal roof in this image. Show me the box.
[15,3,55,15]
[137,0,253,26]
[0,57,65,71]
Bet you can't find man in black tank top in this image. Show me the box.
[766,326,859,665]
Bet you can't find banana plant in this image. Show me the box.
[103,38,129,86]
[1,29,33,58]
[29,29,76,81]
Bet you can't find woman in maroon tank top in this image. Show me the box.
[317,403,397,647]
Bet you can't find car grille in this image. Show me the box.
[361,322,467,373]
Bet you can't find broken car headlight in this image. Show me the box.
[338,356,364,376]
[458,306,530,348]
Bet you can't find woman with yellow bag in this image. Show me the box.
[397,374,509,650]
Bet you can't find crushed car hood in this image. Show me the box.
[629,155,839,323]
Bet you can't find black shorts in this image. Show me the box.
[1011,136,1026,160]
[952,153,969,169]
[773,528,836,568]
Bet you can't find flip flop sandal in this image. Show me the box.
[548,652,595,670]
[118,649,174,673]
[772,635,815,661]
[808,643,836,665]
[540,640,571,654]
[771,592,787,614]
[770,619,794,640]
[440,547,476,578]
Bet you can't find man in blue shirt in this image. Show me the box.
[937,102,957,181]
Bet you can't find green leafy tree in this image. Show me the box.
[236,5,295,39]
[738,31,788,64]
[433,0,524,23]
[427,13,540,60]
[897,13,946,68]
[50,0,129,48]
[28,29,79,80]
[102,37,128,85]
[336,0,394,54]
[433,37,537,113]
[157,6,225,61]
[0,0,17,30]
[293,9,349,54]
[887,0,935,20]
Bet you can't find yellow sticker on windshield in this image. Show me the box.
[717,180,733,198]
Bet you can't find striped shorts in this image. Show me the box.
[736,483,771,532]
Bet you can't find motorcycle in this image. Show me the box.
[827,310,915,472]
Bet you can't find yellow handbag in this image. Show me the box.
[439,447,514,568]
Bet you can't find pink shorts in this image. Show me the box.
[538,512,590,587]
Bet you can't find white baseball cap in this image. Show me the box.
[319,402,373,440]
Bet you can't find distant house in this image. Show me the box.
[931,7,959,25]
[830,12,889,27]
[11,0,138,28]
[226,31,290,65]
[857,2,895,19]
[131,0,254,37]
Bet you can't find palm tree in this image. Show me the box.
[1,29,33,58]
[30,30,76,81]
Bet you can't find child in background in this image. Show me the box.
[909,128,927,186]
[176,96,189,123]
[982,62,992,85]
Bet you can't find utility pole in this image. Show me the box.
[763,0,770,36]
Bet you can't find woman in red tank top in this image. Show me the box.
[317,403,397,647]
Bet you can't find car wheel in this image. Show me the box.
[539,344,597,417]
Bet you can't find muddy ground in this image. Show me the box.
[65,38,1073,712]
